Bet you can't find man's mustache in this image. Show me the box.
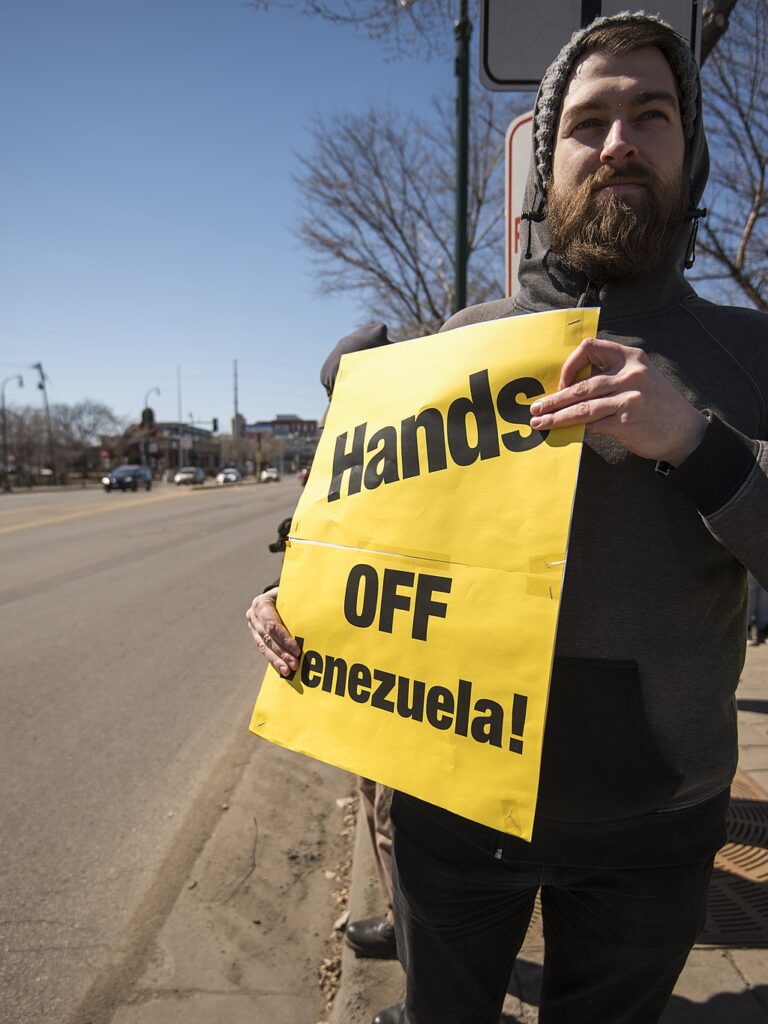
[589,163,654,189]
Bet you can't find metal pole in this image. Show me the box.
[453,0,472,315]
[233,359,240,472]
[1,375,24,492]
[1,387,6,493]
[176,365,183,470]
[32,362,57,485]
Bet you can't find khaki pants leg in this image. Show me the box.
[358,777,394,922]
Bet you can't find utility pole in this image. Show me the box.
[176,365,183,470]
[32,362,57,485]
[1,374,24,492]
[233,359,240,471]
[233,359,239,427]
[453,0,472,315]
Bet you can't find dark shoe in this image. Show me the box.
[372,1002,404,1024]
[748,624,763,646]
[345,914,397,959]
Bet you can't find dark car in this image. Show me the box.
[102,465,153,492]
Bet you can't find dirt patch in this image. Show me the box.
[315,795,358,1023]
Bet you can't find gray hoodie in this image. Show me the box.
[436,14,768,859]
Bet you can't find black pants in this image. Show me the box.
[392,801,714,1024]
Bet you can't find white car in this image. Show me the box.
[174,466,206,486]
[216,468,242,485]
[260,467,281,482]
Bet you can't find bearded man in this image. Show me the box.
[247,13,768,1024]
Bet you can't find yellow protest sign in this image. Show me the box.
[250,308,599,841]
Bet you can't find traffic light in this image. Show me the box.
[212,417,219,432]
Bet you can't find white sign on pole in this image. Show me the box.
[480,1,702,91]
[505,110,534,298]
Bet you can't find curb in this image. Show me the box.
[328,811,403,1024]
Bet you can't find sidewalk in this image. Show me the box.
[102,649,768,1024]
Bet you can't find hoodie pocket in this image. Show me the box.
[536,657,681,824]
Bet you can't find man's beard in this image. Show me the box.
[547,163,689,282]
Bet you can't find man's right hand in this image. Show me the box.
[245,587,301,677]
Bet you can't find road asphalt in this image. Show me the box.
[98,643,768,1024]
[0,481,322,1024]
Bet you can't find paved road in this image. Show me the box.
[0,481,300,1023]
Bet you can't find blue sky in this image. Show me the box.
[1,1,464,428]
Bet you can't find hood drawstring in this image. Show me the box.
[578,280,600,308]
[521,189,547,260]
[684,207,707,269]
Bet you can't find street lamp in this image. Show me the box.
[143,386,161,410]
[141,386,160,466]
[32,362,56,484]
[2,374,24,492]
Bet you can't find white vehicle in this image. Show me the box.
[174,466,206,486]
[260,467,280,483]
[216,467,242,485]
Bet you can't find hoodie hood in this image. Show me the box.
[320,322,390,400]
[517,12,709,321]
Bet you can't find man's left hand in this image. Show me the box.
[529,337,708,466]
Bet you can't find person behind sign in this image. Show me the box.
[247,12,768,1024]
[249,323,400,962]
[318,323,400,962]
[747,573,768,645]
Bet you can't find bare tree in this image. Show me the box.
[252,1,736,61]
[5,406,47,486]
[697,0,768,310]
[55,401,123,483]
[250,0,453,57]
[5,400,124,485]
[295,91,517,336]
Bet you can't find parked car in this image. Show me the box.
[260,467,281,483]
[174,466,206,486]
[102,465,152,492]
[216,467,242,485]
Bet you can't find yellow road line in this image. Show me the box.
[0,499,95,519]
[0,489,189,537]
